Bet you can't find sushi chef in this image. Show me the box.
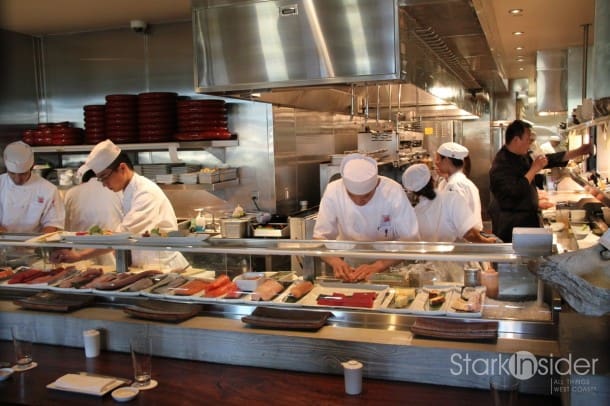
[0,141,64,233]
[402,164,495,243]
[314,153,419,282]
[435,142,483,231]
[51,139,188,270]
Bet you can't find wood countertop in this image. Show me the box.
[0,340,559,405]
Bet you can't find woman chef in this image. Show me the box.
[0,141,64,233]
[313,153,419,282]
[402,164,495,243]
[51,139,188,270]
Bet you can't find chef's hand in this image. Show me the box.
[350,262,384,282]
[324,257,355,281]
[50,249,80,263]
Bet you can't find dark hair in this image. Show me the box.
[108,152,133,170]
[82,169,96,183]
[448,157,464,168]
[415,178,436,200]
[505,119,532,144]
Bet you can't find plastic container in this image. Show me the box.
[481,269,499,299]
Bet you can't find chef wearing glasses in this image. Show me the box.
[51,139,188,270]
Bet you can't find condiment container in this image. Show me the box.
[463,268,481,287]
[342,360,363,395]
[481,269,499,299]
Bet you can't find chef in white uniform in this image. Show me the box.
[435,142,483,231]
[314,153,419,282]
[402,164,495,243]
[0,141,64,233]
[63,169,123,266]
[540,135,565,154]
[51,139,188,270]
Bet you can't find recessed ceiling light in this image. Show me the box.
[515,46,524,51]
[512,31,524,36]
[509,9,523,15]
[519,67,525,71]
[516,56,525,62]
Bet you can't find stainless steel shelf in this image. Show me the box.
[159,179,239,191]
[31,139,239,154]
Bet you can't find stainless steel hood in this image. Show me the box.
[192,0,502,119]
[536,50,568,113]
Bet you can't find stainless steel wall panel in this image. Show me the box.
[194,0,400,92]
[0,30,38,126]
[43,29,147,124]
[146,22,194,93]
[461,113,492,221]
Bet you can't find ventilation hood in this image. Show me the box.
[192,0,503,119]
[536,50,568,114]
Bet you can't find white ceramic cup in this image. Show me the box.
[83,329,100,358]
[342,360,363,395]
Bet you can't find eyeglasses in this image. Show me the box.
[96,167,116,182]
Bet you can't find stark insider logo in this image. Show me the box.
[450,351,599,380]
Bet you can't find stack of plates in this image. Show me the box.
[178,173,199,184]
[105,94,138,144]
[155,174,177,184]
[22,123,84,146]
[83,105,106,144]
[171,164,200,174]
[174,99,231,141]
[140,164,170,180]
[137,92,177,143]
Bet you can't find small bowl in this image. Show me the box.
[111,387,139,402]
[234,272,265,292]
[571,224,590,239]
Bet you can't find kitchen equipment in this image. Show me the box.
[219,217,251,238]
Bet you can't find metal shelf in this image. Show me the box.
[159,179,239,191]
[31,139,239,154]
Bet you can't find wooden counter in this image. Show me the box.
[0,300,559,395]
[0,341,559,405]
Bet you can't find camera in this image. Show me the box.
[130,20,148,34]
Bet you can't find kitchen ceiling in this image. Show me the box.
[0,0,596,92]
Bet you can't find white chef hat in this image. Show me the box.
[402,163,431,192]
[437,142,469,160]
[78,139,121,177]
[3,141,34,173]
[549,135,561,142]
[339,153,378,195]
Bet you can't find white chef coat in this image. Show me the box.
[64,178,123,266]
[414,190,477,242]
[118,173,188,270]
[437,171,483,231]
[314,176,419,242]
[0,173,64,233]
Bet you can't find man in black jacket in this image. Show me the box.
[489,120,593,242]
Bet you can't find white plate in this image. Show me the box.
[299,282,390,310]
[408,287,454,315]
[62,232,132,243]
[132,234,210,246]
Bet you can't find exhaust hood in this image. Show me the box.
[192,0,499,119]
[536,50,568,114]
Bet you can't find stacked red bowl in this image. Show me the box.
[175,99,231,141]
[105,94,138,144]
[22,122,83,146]
[83,104,106,144]
[138,92,177,143]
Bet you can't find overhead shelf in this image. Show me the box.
[31,139,239,154]
[159,179,239,192]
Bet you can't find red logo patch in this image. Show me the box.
[37,196,44,204]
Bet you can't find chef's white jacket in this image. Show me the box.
[414,190,477,242]
[118,173,188,270]
[437,171,483,231]
[314,177,419,242]
[64,178,123,266]
[0,173,64,233]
